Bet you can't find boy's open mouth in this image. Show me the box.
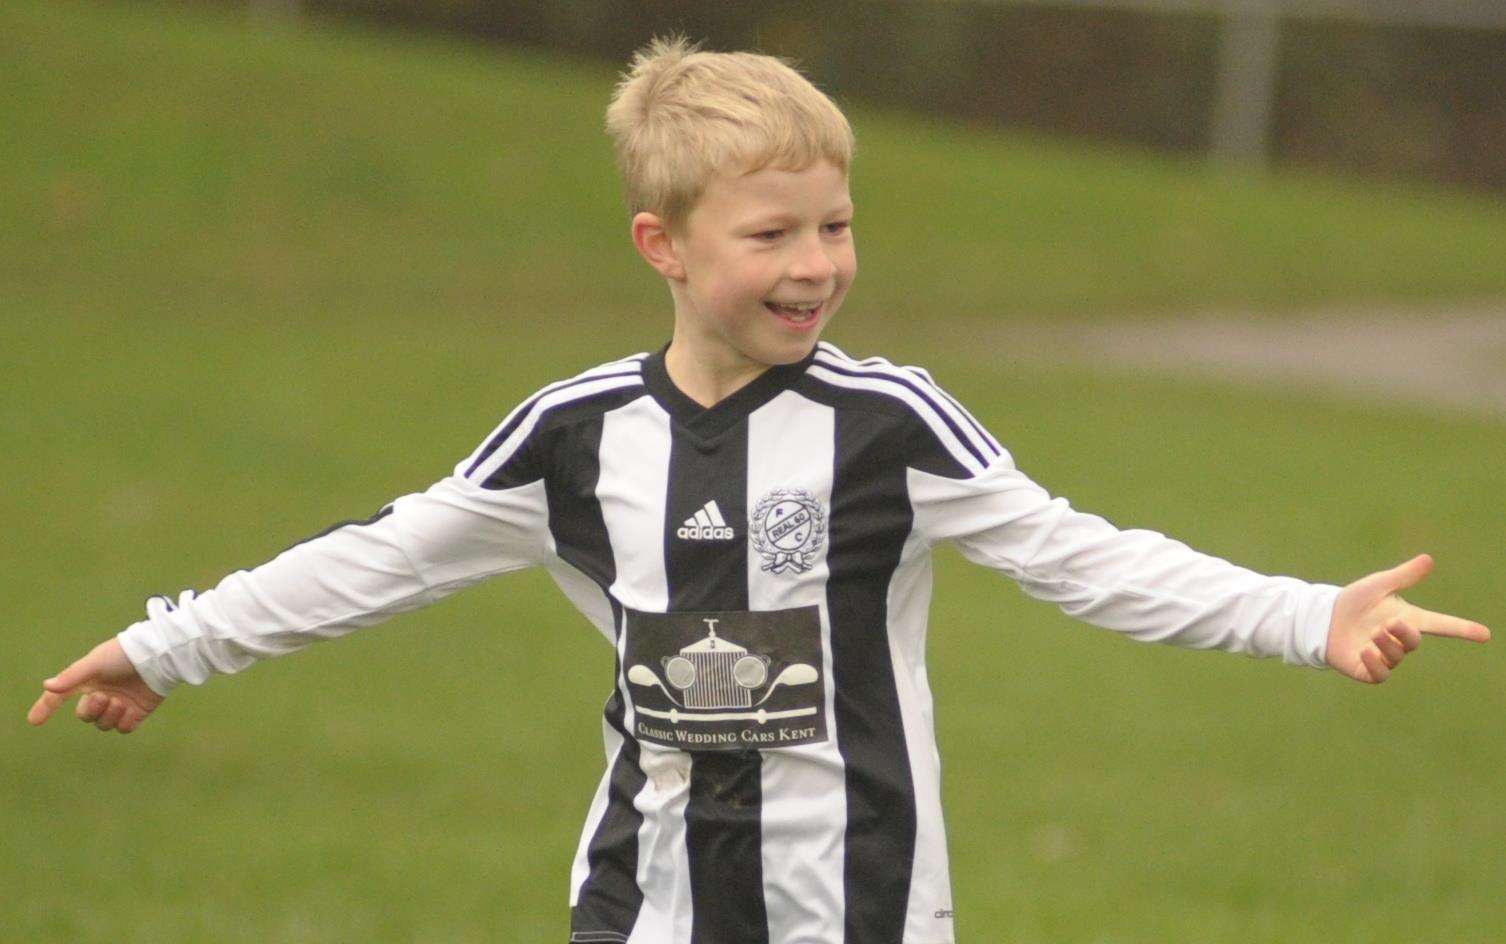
[764,299,823,328]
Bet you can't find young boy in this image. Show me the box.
[29,34,1490,944]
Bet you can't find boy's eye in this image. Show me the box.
[752,222,851,241]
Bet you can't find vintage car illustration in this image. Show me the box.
[627,621,818,724]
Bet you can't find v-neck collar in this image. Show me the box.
[642,342,819,441]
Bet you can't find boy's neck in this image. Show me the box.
[662,339,769,410]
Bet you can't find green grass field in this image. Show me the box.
[4,2,1504,941]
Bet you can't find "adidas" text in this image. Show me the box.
[677,524,735,540]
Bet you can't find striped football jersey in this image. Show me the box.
[118,341,1342,944]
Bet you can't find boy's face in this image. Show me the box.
[639,158,855,379]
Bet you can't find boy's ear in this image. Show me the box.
[631,212,686,282]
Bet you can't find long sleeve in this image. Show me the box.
[116,474,551,696]
[908,448,1340,669]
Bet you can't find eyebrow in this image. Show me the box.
[741,203,854,228]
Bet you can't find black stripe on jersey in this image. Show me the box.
[913,368,1004,455]
[277,503,394,555]
[483,387,648,493]
[663,419,771,944]
[143,594,177,612]
[686,753,766,940]
[810,356,995,469]
[571,631,645,938]
[795,384,918,943]
[559,405,647,941]
[462,363,644,480]
[665,419,749,613]
[816,342,1003,455]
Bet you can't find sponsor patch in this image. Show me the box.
[624,606,826,752]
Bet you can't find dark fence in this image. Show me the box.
[284,0,1506,191]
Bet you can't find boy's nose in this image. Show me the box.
[787,234,838,283]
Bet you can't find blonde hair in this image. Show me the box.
[604,34,855,236]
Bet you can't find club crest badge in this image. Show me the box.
[750,487,827,575]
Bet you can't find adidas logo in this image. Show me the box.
[676,500,735,541]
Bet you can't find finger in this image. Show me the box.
[96,698,127,732]
[1372,628,1406,667]
[1409,606,1492,642]
[45,655,97,695]
[27,690,67,726]
[1387,618,1422,652]
[76,691,106,722]
[1360,647,1391,684]
[1380,554,1434,594]
[95,698,126,734]
[117,708,142,735]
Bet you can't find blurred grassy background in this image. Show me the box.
[3,2,1503,941]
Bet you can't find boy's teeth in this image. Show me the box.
[769,301,821,315]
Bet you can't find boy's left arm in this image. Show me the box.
[911,453,1489,683]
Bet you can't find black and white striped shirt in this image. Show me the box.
[119,341,1340,944]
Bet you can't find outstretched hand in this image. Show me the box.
[1327,554,1490,684]
[27,637,164,733]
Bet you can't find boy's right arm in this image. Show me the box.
[28,471,551,733]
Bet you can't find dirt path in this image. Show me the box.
[1001,303,1506,420]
